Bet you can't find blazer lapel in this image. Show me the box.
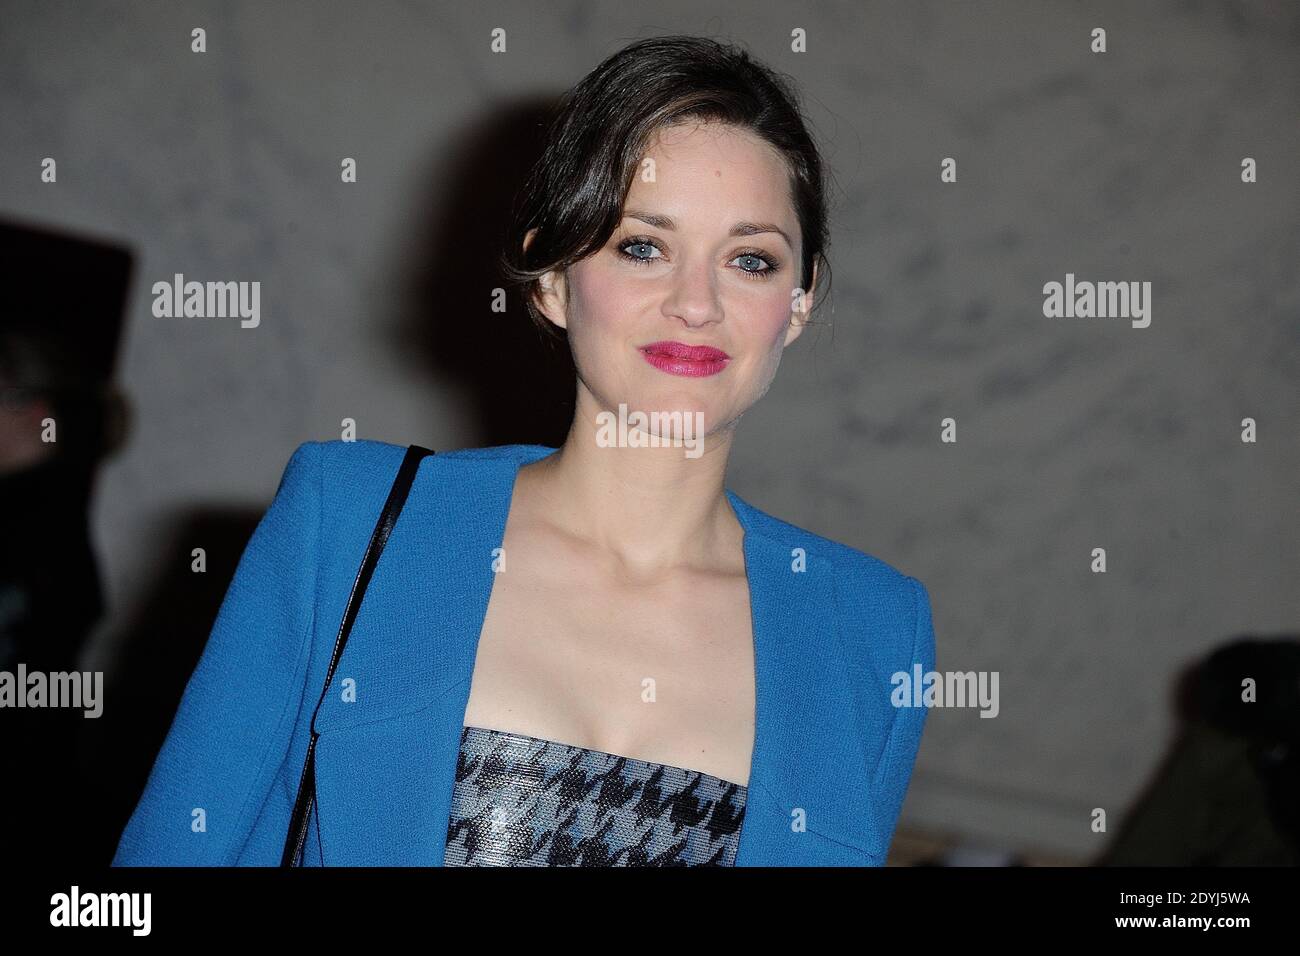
[308,446,886,866]
[310,450,524,865]
[727,498,886,866]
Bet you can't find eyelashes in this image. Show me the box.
[615,235,781,280]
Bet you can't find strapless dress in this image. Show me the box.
[444,724,748,866]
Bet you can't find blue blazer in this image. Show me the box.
[111,439,936,866]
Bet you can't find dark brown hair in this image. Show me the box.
[500,34,832,342]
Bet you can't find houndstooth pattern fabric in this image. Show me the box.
[444,724,748,866]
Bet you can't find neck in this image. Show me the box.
[522,391,743,577]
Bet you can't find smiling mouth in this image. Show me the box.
[638,341,731,377]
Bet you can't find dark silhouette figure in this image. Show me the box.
[1098,636,1300,866]
[0,217,132,865]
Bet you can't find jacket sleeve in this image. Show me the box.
[111,441,321,865]
[870,575,937,853]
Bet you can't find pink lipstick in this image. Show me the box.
[638,340,730,377]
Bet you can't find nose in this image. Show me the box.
[660,253,724,329]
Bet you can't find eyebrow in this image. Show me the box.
[622,209,794,249]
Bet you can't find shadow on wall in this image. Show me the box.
[391,95,577,449]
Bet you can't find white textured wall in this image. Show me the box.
[2,0,1296,858]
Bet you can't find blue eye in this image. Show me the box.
[619,239,662,263]
[732,252,776,277]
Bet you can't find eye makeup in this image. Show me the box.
[614,234,782,280]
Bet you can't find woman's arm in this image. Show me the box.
[111,441,322,865]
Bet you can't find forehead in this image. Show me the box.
[625,121,797,235]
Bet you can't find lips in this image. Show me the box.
[638,340,731,377]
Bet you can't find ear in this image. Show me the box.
[783,258,817,347]
[523,227,569,331]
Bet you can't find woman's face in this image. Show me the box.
[533,119,813,443]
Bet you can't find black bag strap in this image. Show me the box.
[280,443,435,867]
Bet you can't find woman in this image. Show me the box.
[112,35,936,868]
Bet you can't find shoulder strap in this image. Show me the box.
[281,442,435,867]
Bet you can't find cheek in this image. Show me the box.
[747,288,796,349]
[736,291,795,389]
[567,260,640,336]
[562,263,646,388]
